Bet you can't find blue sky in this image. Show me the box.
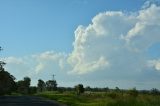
[1,0,160,90]
[0,0,144,56]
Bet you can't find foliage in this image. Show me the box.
[0,68,16,95]
[75,84,84,95]
[0,50,16,95]
[115,87,120,92]
[16,77,31,94]
[23,77,31,88]
[29,86,37,94]
[128,88,139,97]
[37,79,46,92]
[107,92,118,99]
[46,80,57,91]
[150,88,160,95]
[35,91,160,106]
[85,86,91,91]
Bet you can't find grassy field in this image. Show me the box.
[35,91,160,106]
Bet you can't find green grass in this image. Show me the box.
[35,91,160,106]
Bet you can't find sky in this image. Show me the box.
[0,0,160,90]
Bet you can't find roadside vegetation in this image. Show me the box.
[35,87,160,106]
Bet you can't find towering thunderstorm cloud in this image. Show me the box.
[3,2,160,88]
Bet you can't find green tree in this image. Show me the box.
[24,77,31,88]
[24,76,31,93]
[115,87,120,92]
[46,80,57,91]
[0,48,16,95]
[85,86,91,91]
[16,80,26,94]
[16,77,31,94]
[151,88,160,95]
[128,87,138,97]
[29,86,37,94]
[75,84,84,95]
[37,79,46,92]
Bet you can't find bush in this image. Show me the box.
[29,86,37,94]
[75,84,84,95]
[128,88,138,97]
[150,88,160,95]
[0,68,16,95]
[108,92,118,99]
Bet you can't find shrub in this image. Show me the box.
[75,84,84,95]
[108,92,118,99]
[128,88,138,97]
[150,88,160,95]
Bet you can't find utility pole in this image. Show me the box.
[0,46,2,51]
[52,74,56,80]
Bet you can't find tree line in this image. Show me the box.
[0,67,58,95]
[0,55,82,95]
[0,47,160,96]
[0,48,58,95]
[0,60,160,96]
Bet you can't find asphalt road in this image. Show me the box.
[0,96,66,106]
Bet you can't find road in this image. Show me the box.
[0,96,66,106]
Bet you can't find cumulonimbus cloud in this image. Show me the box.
[68,3,160,75]
[3,2,160,88]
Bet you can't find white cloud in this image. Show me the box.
[68,3,160,75]
[142,0,160,9]
[2,51,67,81]
[35,62,45,73]
[123,4,160,51]
[33,51,66,73]
[68,11,136,74]
[4,57,24,65]
[33,51,63,61]
[68,56,109,74]
[2,2,160,88]
[3,56,32,80]
[148,59,160,71]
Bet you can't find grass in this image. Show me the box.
[35,91,160,106]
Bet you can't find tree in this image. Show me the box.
[37,79,46,92]
[46,80,57,91]
[16,77,31,94]
[85,86,91,91]
[16,80,26,94]
[0,69,16,95]
[23,77,31,88]
[29,86,37,94]
[75,84,84,95]
[115,87,120,92]
[0,48,16,95]
[104,87,110,92]
[128,87,138,97]
[151,88,160,95]
[24,76,31,93]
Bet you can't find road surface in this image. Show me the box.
[0,96,66,106]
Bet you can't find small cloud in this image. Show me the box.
[33,51,67,73]
[4,56,24,65]
[35,63,45,73]
[142,0,160,9]
[148,59,160,71]
[3,51,67,81]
